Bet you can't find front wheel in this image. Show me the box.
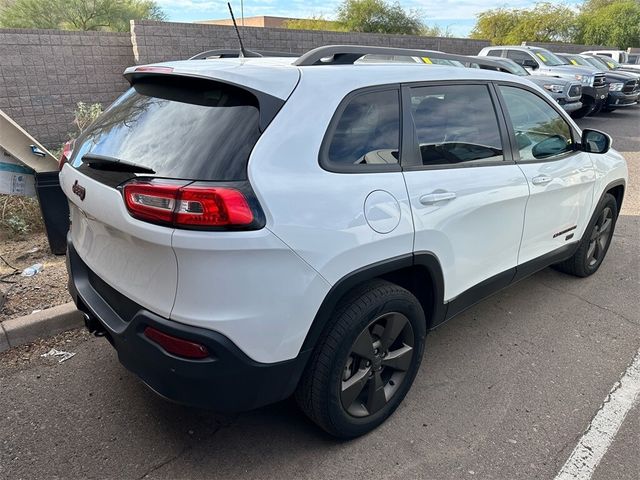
[571,100,595,119]
[296,280,426,438]
[554,193,618,277]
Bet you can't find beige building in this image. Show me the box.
[197,16,296,28]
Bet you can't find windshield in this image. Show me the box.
[565,55,592,67]
[70,76,261,181]
[499,59,529,76]
[426,57,464,67]
[600,56,622,68]
[532,49,567,66]
[583,55,609,69]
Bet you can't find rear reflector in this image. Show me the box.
[144,326,209,359]
[123,179,256,229]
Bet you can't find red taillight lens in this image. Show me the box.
[124,181,181,224]
[144,326,209,359]
[176,186,253,226]
[123,180,256,229]
[58,140,74,171]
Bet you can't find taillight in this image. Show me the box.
[144,326,209,359]
[122,179,261,230]
[58,140,74,171]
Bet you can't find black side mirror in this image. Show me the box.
[582,129,611,154]
[522,59,538,69]
[532,135,571,159]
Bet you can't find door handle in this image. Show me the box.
[531,175,553,185]
[419,191,457,205]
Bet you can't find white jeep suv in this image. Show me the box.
[60,46,628,438]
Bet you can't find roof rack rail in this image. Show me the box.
[292,45,473,66]
[189,49,300,60]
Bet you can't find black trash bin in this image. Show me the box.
[34,171,69,255]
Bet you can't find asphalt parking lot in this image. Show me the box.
[1,107,638,480]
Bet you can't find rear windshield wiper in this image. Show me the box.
[82,153,156,174]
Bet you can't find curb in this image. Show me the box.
[0,302,84,353]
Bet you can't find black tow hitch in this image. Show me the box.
[83,313,107,337]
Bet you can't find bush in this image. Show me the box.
[0,195,44,239]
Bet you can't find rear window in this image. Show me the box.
[70,76,261,181]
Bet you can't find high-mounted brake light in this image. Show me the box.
[123,179,257,229]
[144,326,209,359]
[58,140,74,171]
[134,66,174,74]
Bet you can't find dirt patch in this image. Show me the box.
[0,232,71,322]
[0,328,90,377]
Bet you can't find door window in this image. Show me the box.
[499,86,574,161]
[409,84,505,166]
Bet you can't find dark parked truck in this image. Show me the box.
[478,46,609,118]
[468,56,583,114]
[557,53,639,112]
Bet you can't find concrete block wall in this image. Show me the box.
[0,28,134,148]
[130,20,492,64]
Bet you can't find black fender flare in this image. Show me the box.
[299,252,446,355]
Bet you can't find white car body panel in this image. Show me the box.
[170,228,331,363]
[404,166,529,301]
[62,57,628,365]
[516,152,596,263]
[60,165,178,318]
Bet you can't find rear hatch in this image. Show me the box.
[61,66,297,318]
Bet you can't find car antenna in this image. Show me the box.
[228,2,248,58]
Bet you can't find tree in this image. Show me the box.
[470,3,577,44]
[576,0,640,48]
[336,0,424,35]
[470,8,520,44]
[0,0,165,32]
[285,16,347,32]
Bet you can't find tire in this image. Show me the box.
[553,193,618,277]
[587,102,603,116]
[571,102,593,119]
[295,279,426,438]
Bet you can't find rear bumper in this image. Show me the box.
[66,238,309,412]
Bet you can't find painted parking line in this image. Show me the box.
[555,351,640,480]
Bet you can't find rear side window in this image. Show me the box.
[71,76,261,181]
[487,49,503,57]
[409,84,505,166]
[324,89,400,169]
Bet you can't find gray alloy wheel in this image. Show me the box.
[586,206,614,268]
[295,279,426,438]
[553,193,618,278]
[340,312,415,418]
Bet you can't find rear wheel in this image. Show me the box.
[554,193,618,277]
[296,280,426,438]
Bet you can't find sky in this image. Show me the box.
[155,0,581,37]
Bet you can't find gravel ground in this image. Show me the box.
[0,233,71,322]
